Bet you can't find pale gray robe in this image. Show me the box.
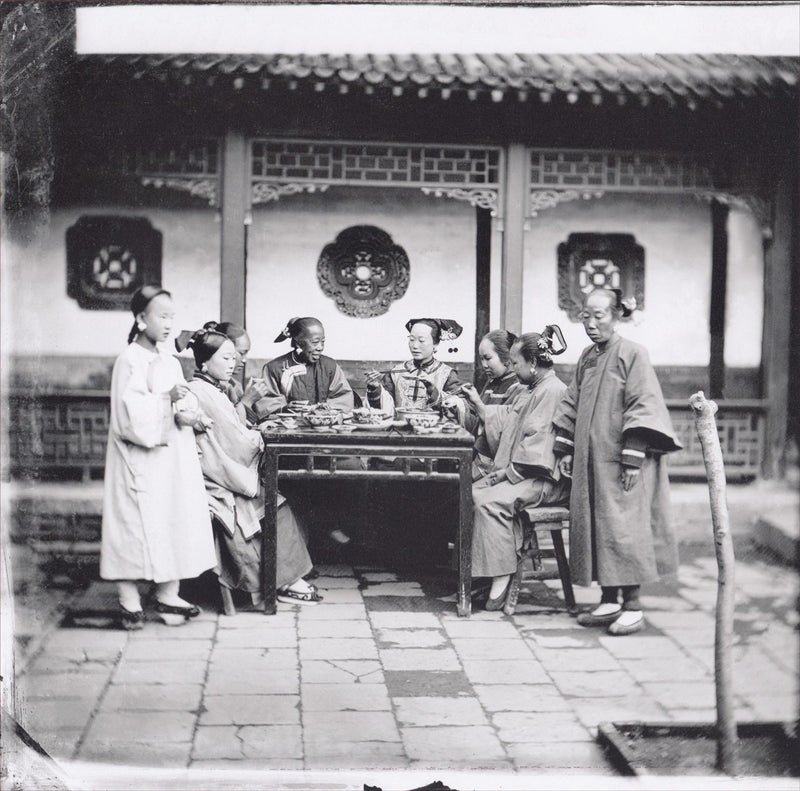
[100,343,216,583]
[472,371,571,578]
[188,377,312,591]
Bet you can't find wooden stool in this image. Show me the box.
[503,505,576,616]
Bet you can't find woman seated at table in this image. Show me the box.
[468,329,521,479]
[461,326,571,610]
[179,321,267,426]
[253,317,354,418]
[365,318,466,422]
[184,324,322,607]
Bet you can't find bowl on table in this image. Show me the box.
[351,408,392,425]
[396,410,440,429]
[304,411,338,427]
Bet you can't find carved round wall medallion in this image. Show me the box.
[317,225,410,318]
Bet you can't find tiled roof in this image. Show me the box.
[82,53,799,105]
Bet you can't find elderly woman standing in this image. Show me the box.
[552,288,682,635]
[463,327,571,610]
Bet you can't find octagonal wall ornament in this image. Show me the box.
[66,216,163,310]
[557,233,644,322]
[317,225,410,318]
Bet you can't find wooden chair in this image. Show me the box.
[503,505,576,616]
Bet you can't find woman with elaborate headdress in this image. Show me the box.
[462,326,571,610]
[365,317,466,421]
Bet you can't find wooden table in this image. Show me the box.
[261,424,475,616]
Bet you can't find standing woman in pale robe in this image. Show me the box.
[100,286,217,628]
[552,288,682,636]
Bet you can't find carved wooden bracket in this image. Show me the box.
[140,176,218,207]
[529,189,605,217]
[421,187,499,215]
[251,182,330,204]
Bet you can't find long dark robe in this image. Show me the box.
[367,357,465,419]
[472,371,570,578]
[552,333,681,587]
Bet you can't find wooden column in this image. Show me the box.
[500,143,527,335]
[219,130,248,326]
[474,206,492,387]
[761,173,794,478]
[709,199,729,399]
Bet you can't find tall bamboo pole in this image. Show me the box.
[688,391,737,774]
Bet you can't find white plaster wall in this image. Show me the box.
[725,206,764,367]
[246,186,476,363]
[521,192,721,366]
[2,206,220,357]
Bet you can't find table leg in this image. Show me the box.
[261,449,278,615]
[457,450,473,617]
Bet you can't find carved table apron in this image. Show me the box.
[261,425,475,617]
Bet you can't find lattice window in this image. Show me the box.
[530,149,714,192]
[669,408,763,476]
[116,139,221,205]
[251,140,501,188]
[8,395,109,481]
[120,139,220,177]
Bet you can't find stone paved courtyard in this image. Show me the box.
[8,537,798,790]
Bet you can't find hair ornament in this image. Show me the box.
[620,296,637,317]
[536,324,567,362]
[274,317,299,343]
[174,330,194,352]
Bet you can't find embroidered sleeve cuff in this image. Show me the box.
[621,448,646,468]
[505,463,524,485]
[553,436,574,457]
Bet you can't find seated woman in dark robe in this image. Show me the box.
[253,317,354,418]
[462,326,571,610]
[184,325,322,607]
[467,329,521,479]
[365,318,467,422]
[255,316,356,548]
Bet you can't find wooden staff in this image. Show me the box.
[688,390,737,774]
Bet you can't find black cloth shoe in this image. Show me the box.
[154,601,201,618]
[119,607,145,630]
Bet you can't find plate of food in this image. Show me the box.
[349,408,394,430]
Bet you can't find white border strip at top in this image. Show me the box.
[76,3,800,57]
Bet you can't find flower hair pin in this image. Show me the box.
[620,296,638,316]
[537,324,567,362]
